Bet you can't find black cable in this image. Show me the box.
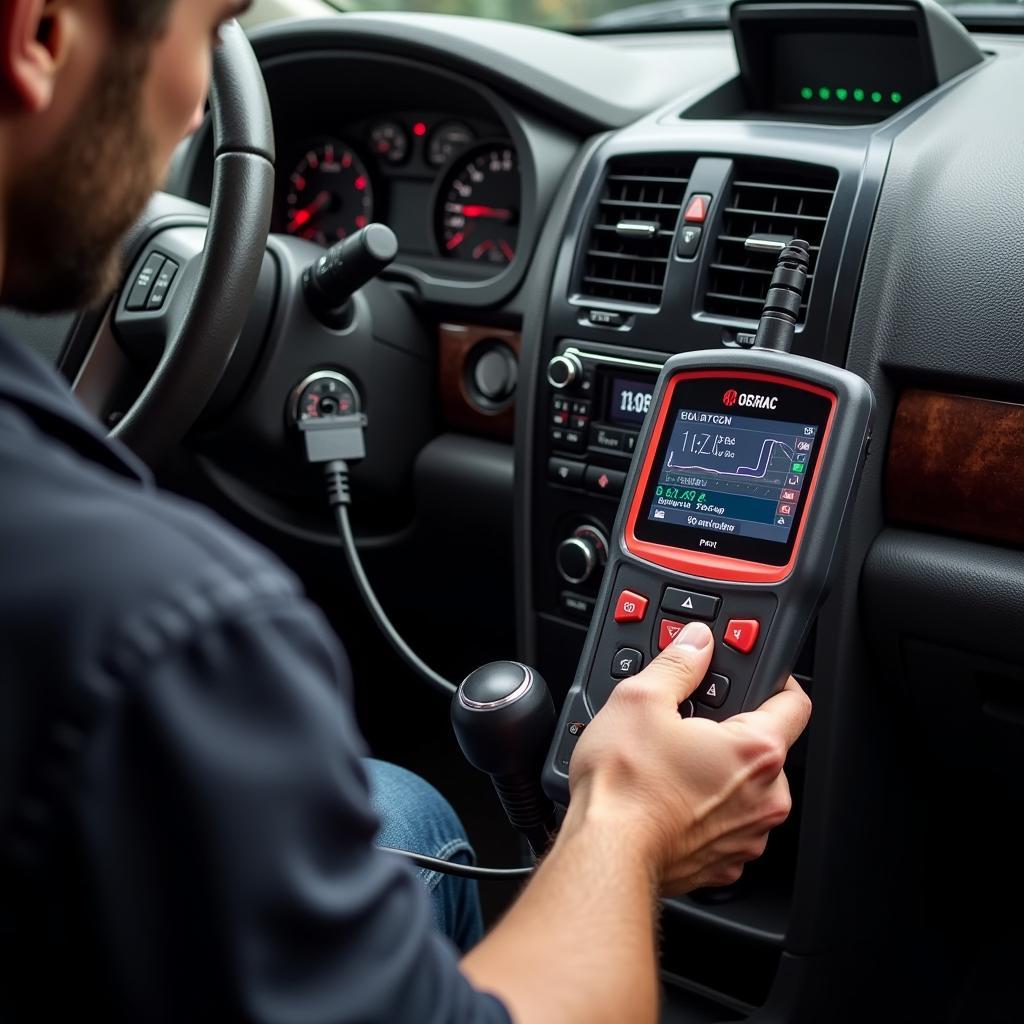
[378,846,535,880]
[753,238,811,353]
[323,459,457,697]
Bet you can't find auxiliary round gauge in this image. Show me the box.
[369,120,409,165]
[284,138,373,246]
[435,143,520,266]
[427,120,475,167]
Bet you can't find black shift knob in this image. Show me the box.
[303,223,399,325]
[452,662,557,857]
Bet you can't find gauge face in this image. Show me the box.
[285,139,373,246]
[437,144,520,266]
[369,120,409,165]
[427,120,476,167]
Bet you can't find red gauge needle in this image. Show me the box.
[453,204,513,222]
[288,190,331,231]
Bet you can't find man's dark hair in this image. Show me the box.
[110,0,175,38]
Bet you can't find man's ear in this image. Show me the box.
[0,0,75,113]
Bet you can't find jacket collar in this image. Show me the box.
[0,326,151,485]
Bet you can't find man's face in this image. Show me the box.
[1,0,247,313]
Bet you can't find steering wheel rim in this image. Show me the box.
[110,21,275,464]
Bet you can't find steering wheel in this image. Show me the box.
[104,21,274,464]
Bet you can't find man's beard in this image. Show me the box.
[3,45,160,314]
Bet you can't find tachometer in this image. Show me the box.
[285,138,373,246]
[436,144,520,266]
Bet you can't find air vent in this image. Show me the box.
[577,156,695,308]
[703,162,838,323]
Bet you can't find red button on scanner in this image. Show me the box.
[658,618,687,651]
[683,194,711,224]
[724,619,760,654]
[614,590,649,623]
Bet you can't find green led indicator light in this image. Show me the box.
[836,88,848,101]
[800,86,813,100]
[891,91,903,104]
[792,463,806,474]
[853,88,865,102]
[871,90,883,103]
[818,86,831,100]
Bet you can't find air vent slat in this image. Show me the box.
[731,180,835,196]
[703,161,837,323]
[577,155,696,308]
[588,250,670,265]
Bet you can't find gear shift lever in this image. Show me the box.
[451,661,558,858]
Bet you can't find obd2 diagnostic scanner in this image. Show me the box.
[543,241,875,805]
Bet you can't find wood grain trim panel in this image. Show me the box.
[887,390,1024,546]
[438,323,521,441]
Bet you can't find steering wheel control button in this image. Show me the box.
[146,259,179,310]
[584,465,626,497]
[657,618,687,651]
[548,458,585,488]
[126,252,165,310]
[611,648,644,679]
[724,618,760,654]
[696,673,730,709]
[661,588,720,621]
[614,590,649,623]
[567,720,587,737]
[677,224,703,259]
[678,699,695,719]
[683,193,711,224]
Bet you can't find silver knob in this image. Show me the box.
[555,525,608,585]
[547,353,583,390]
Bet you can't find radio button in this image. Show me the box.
[548,457,585,487]
[590,426,625,452]
[724,619,760,654]
[614,590,649,623]
[584,465,626,497]
[571,400,592,416]
[661,588,720,621]
[563,429,585,450]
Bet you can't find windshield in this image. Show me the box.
[326,0,1021,31]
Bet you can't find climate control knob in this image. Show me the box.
[555,524,609,585]
[547,352,583,390]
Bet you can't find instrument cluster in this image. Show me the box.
[275,113,521,268]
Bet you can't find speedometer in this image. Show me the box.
[435,144,520,266]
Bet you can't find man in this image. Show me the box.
[0,1,811,1021]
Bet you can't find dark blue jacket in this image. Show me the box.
[0,330,508,1023]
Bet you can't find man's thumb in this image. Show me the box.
[641,621,714,705]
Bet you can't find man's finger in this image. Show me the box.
[736,676,812,750]
[633,621,714,705]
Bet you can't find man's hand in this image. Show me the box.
[568,620,811,896]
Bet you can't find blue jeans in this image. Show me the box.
[365,758,484,952]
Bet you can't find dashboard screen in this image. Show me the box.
[634,376,833,566]
[607,376,655,427]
